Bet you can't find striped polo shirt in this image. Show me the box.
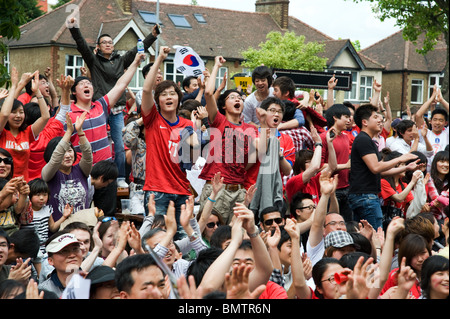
[68,95,112,164]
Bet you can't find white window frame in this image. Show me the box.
[164,61,184,84]
[428,73,444,99]
[344,71,358,101]
[411,79,424,104]
[215,66,228,93]
[359,76,373,101]
[65,54,85,78]
[3,50,10,73]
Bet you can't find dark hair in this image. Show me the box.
[398,233,431,272]
[292,149,313,175]
[325,104,351,128]
[0,227,10,247]
[430,108,448,122]
[338,252,371,270]
[217,89,241,115]
[28,178,50,200]
[142,63,153,79]
[3,100,28,132]
[404,151,428,183]
[141,228,165,251]
[115,254,160,293]
[91,160,119,181]
[272,76,295,99]
[343,101,355,112]
[24,102,42,126]
[349,232,372,256]
[97,33,112,44]
[420,255,449,299]
[154,80,183,111]
[260,206,283,221]
[430,150,449,194]
[186,247,223,287]
[251,65,273,87]
[181,99,202,113]
[380,149,405,192]
[0,148,14,179]
[395,119,415,139]
[209,225,231,249]
[70,76,92,103]
[281,100,297,122]
[353,104,377,129]
[277,226,300,251]
[290,192,313,219]
[259,96,285,113]
[182,76,197,92]
[0,279,25,299]
[9,229,40,259]
[25,74,47,95]
[44,136,78,164]
[64,221,94,251]
[312,257,340,299]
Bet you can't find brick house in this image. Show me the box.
[5,0,382,103]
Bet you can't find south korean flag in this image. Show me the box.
[173,46,205,78]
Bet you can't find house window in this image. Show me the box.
[168,14,191,28]
[128,59,149,91]
[164,61,184,84]
[344,71,357,101]
[428,73,444,98]
[193,13,206,24]
[216,67,228,93]
[3,50,10,73]
[138,11,158,25]
[65,54,84,77]
[411,79,424,104]
[359,76,373,101]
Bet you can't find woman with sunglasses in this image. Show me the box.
[0,67,50,182]
[0,148,14,180]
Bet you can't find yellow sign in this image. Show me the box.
[233,77,252,91]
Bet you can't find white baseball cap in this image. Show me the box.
[46,233,79,254]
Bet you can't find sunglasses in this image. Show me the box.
[264,218,283,226]
[206,221,221,228]
[0,157,13,165]
[101,216,117,223]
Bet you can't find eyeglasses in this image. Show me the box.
[56,246,81,256]
[321,274,337,285]
[297,205,316,211]
[206,221,221,228]
[102,216,117,223]
[77,80,93,87]
[0,157,13,165]
[99,40,113,45]
[324,221,346,227]
[264,218,283,226]
[225,94,242,101]
[160,91,178,97]
[267,108,283,115]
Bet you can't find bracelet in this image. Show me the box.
[37,96,44,99]
[207,197,216,203]
[314,142,323,148]
[77,133,85,137]
[247,226,260,238]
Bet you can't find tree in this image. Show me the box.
[350,0,449,99]
[241,31,328,71]
[51,0,72,9]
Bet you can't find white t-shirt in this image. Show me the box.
[420,127,449,171]
[242,87,274,125]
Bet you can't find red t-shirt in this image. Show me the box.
[379,179,414,216]
[28,117,64,181]
[320,131,350,189]
[142,106,193,196]
[199,112,258,185]
[17,93,33,105]
[0,126,36,181]
[244,131,295,189]
[258,281,288,299]
[285,171,321,204]
[381,268,422,298]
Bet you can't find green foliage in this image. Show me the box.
[351,0,448,54]
[241,31,328,71]
[51,0,73,9]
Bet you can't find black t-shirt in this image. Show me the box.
[349,131,381,194]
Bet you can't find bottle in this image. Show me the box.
[137,39,145,62]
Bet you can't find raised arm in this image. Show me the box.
[326,74,337,110]
[362,151,418,175]
[30,71,51,137]
[73,111,93,177]
[415,85,438,129]
[383,91,392,132]
[106,52,145,107]
[370,79,382,108]
[204,56,225,123]
[54,75,74,124]
[302,126,323,183]
[0,67,18,133]
[141,46,170,116]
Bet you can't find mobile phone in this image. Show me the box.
[329,130,335,138]
[314,92,319,100]
[155,23,161,35]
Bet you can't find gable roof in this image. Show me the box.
[360,30,447,73]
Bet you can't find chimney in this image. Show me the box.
[117,0,132,14]
[255,0,290,29]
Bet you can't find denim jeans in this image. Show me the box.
[144,190,189,241]
[335,187,353,222]
[109,112,126,178]
[348,193,383,230]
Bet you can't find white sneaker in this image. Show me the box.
[117,179,129,188]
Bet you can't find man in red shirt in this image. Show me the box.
[140,46,199,240]
[321,104,352,222]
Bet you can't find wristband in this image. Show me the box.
[247,226,260,238]
[314,142,323,148]
[207,197,216,203]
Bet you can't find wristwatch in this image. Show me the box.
[314,142,323,147]
[189,231,199,242]
[247,226,260,238]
